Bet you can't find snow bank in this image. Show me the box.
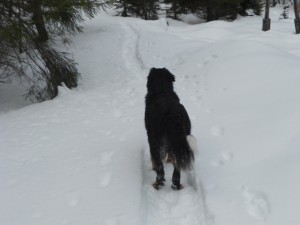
[178,14,203,24]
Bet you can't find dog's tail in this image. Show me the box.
[165,120,195,170]
[187,135,198,155]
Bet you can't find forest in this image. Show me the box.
[0,0,295,101]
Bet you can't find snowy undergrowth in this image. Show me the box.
[1,7,300,225]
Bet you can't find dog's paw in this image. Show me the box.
[152,181,165,190]
[171,183,184,191]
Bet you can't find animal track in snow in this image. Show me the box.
[66,192,80,207]
[204,108,213,114]
[105,217,120,225]
[190,95,202,102]
[32,212,44,219]
[98,171,112,188]
[242,187,270,221]
[99,151,114,166]
[210,125,225,136]
[199,54,219,67]
[104,130,112,136]
[210,159,224,167]
[210,151,233,167]
[221,151,233,161]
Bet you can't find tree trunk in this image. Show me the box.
[293,0,300,34]
[30,0,48,42]
[121,1,128,17]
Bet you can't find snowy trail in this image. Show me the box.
[121,22,147,75]
[140,148,208,225]
[119,20,209,225]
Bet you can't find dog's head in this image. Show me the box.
[147,68,175,94]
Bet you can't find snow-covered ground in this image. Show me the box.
[1,7,300,225]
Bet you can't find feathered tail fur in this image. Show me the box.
[163,107,195,170]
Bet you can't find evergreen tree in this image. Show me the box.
[164,0,263,21]
[240,0,263,16]
[205,0,242,21]
[26,0,106,42]
[113,0,131,17]
[165,0,201,19]
[280,0,291,19]
[0,0,107,101]
[114,0,159,20]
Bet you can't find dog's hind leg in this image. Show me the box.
[171,167,183,190]
[149,143,165,189]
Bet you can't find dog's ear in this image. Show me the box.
[169,73,175,82]
[148,68,156,80]
[164,68,175,82]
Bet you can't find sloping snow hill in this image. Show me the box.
[1,9,300,225]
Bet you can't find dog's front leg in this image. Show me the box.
[152,159,165,190]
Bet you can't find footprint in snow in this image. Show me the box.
[105,217,119,225]
[204,108,213,114]
[32,212,44,219]
[104,130,112,136]
[210,159,224,167]
[210,151,233,167]
[66,192,80,207]
[99,151,114,166]
[221,151,233,161]
[242,187,270,221]
[199,54,218,67]
[98,171,112,188]
[210,125,225,136]
[190,95,202,102]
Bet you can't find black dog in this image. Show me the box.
[145,68,195,190]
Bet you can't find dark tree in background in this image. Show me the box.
[114,0,131,17]
[113,0,263,21]
[0,0,272,102]
[205,0,242,21]
[114,0,159,20]
[0,0,107,101]
[134,0,159,20]
[240,0,263,16]
[204,0,262,21]
[165,0,201,19]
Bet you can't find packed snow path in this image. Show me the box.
[121,19,210,225]
[120,19,209,225]
[2,8,300,225]
[140,148,210,225]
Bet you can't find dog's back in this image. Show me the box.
[145,68,194,171]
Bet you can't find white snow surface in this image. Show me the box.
[1,8,300,225]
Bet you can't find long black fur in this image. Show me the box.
[145,67,194,190]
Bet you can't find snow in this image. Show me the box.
[177,14,204,24]
[1,7,300,225]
